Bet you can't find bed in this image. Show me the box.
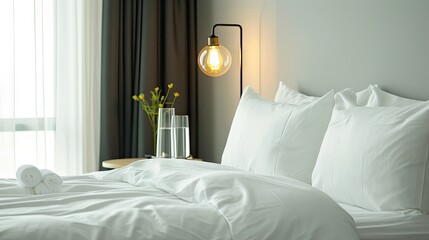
[0,159,359,240]
[340,203,429,240]
[1,82,429,240]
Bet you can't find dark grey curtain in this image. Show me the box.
[100,0,197,169]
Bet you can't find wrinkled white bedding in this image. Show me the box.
[0,159,359,240]
[340,203,429,240]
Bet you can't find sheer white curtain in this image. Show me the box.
[0,0,102,177]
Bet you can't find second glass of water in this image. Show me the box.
[173,115,190,159]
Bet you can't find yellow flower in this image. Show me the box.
[132,82,180,154]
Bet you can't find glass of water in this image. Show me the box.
[173,115,190,159]
[156,108,175,158]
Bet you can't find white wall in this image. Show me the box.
[197,0,277,163]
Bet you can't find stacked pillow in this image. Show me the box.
[355,84,378,106]
[274,82,378,107]
[367,84,425,107]
[312,87,429,213]
[222,81,429,214]
[221,85,334,184]
[274,81,320,105]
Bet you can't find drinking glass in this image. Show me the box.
[173,115,190,159]
[156,108,175,158]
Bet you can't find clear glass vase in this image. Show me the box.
[156,108,175,158]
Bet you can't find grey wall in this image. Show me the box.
[276,0,429,99]
[197,0,429,163]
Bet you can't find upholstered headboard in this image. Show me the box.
[260,0,429,100]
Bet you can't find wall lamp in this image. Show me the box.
[197,23,243,96]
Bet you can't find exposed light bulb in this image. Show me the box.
[197,44,232,77]
[207,46,223,71]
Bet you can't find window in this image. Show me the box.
[0,0,102,178]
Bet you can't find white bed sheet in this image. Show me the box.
[340,203,429,240]
[0,175,224,240]
[0,159,360,240]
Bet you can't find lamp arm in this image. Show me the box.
[211,24,243,96]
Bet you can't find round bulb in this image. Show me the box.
[197,45,232,77]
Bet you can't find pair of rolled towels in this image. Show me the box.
[16,165,63,195]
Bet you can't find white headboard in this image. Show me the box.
[261,0,429,100]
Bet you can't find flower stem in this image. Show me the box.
[162,88,171,106]
[171,96,177,107]
[153,129,157,155]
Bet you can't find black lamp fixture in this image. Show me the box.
[197,24,243,96]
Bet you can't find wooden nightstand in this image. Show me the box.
[102,158,145,169]
[102,157,203,169]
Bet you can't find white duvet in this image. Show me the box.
[0,159,359,240]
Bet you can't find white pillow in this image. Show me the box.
[355,84,379,106]
[312,89,429,213]
[275,81,377,106]
[367,86,429,214]
[274,81,319,104]
[222,87,334,184]
[367,85,427,107]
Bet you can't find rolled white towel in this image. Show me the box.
[34,182,52,195]
[16,165,42,188]
[40,169,63,193]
